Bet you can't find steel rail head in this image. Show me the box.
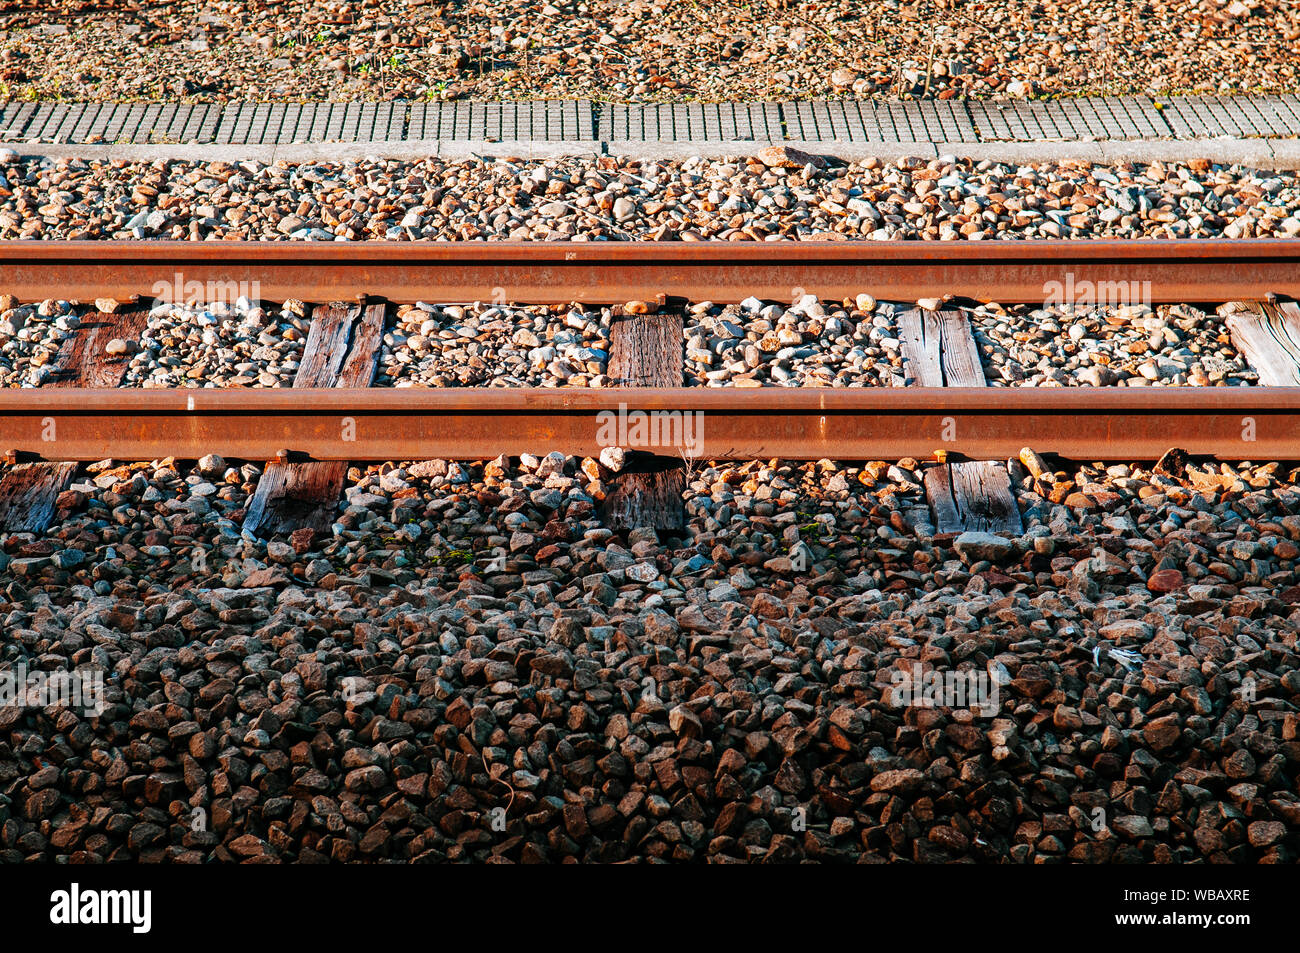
[1,386,1297,463]
[3,386,1300,412]
[1,239,1299,303]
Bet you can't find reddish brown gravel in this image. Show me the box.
[1,451,1297,862]
[2,0,1299,102]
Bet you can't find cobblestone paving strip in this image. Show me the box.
[7,97,1300,148]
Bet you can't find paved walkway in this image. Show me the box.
[4,96,1300,167]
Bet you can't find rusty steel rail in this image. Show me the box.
[2,240,1300,303]
[0,388,1296,463]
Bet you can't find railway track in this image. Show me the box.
[1,239,1298,457]
[3,250,1300,868]
[1,238,1299,534]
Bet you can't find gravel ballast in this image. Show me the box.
[3,1,1298,102]
[0,294,1263,391]
[1,451,1297,862]
[3,153,1300,243]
